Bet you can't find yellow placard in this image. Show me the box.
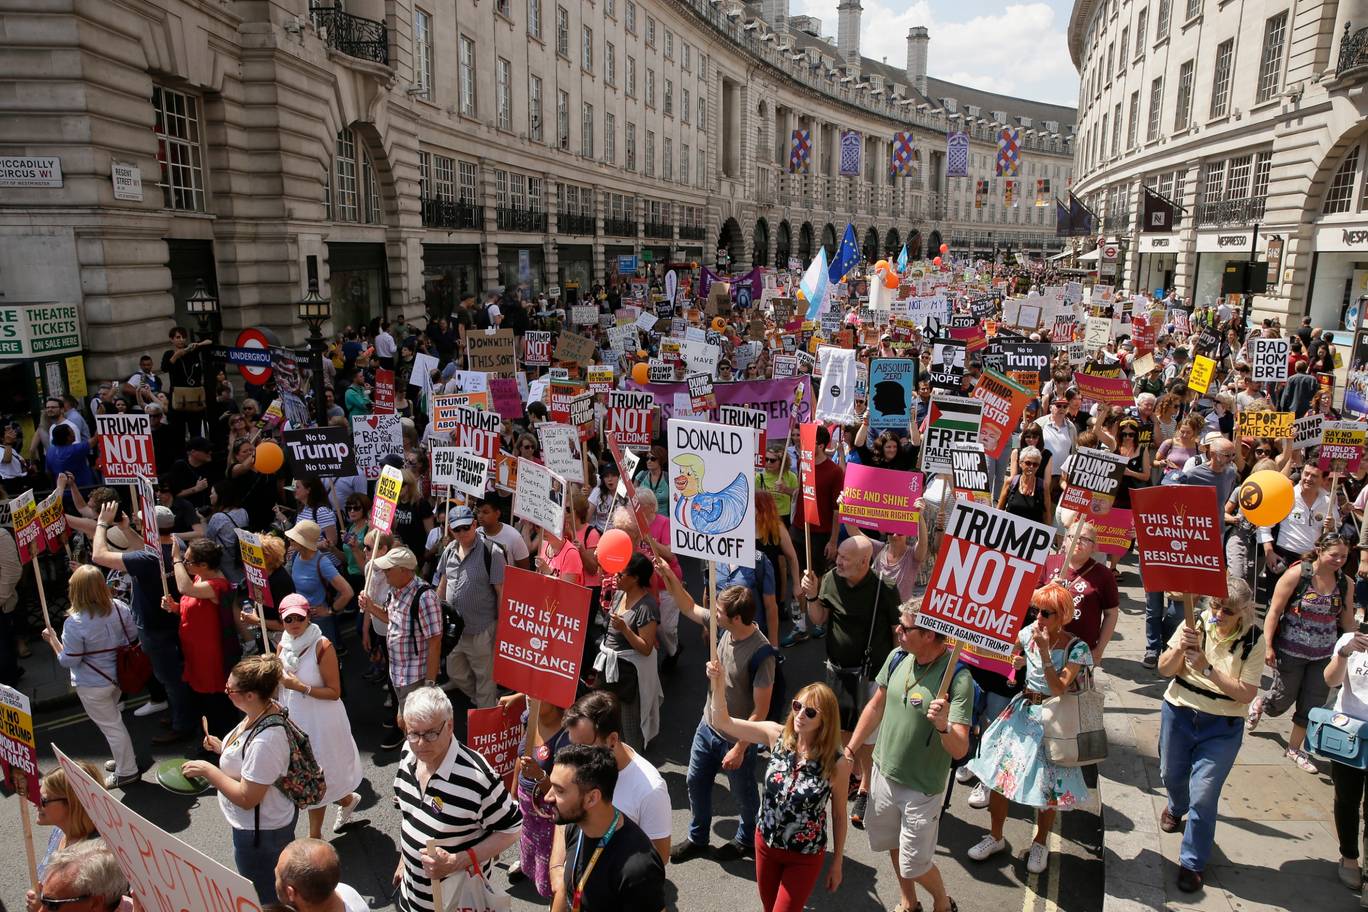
[375,465,403,508]
[65,356,87,398]
[1188,355,1216,393]
[1237,410,1294,439]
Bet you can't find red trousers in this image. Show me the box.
[755,829,826,912]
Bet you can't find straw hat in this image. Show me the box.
[285,519,322,551]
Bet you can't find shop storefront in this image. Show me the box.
[642,244,671,268]
[0,303,87,431]
[326,242,389,333]
[496,244,546,293]
[603,244,635,285]
[1192,229,1256,308]
[557,244,593,294]
[1135,234,1178,297]
[422,244,482,320]
[1307,224,1368,330]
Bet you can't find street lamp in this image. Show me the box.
[184,278,219,407]
[297,278,331,427]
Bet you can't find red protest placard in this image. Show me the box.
[917,501,1055,656]
[799,423,819,525]
[494,567,592,708]
[971,370,1031,460]
[1074,371,1135,407]
[95,414,156,483]
[373,368,396,413]
[1091,507,1134,557]
[467,695,526,790]
[1130,485,1227,599]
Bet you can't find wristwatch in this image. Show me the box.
[1200,665,1214,679]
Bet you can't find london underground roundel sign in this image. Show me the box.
[235,329,273,383]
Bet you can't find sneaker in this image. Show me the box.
[1142,651,1159,669]
[955,766,975,784]
[1339,862,1364,892]
[1026,841,1049,874]
[712,840,752,862]
[1176,866,1204,893]
[848,771,862,800]
[811,624,827,639]
[669,839,709,864]
[1287,748,1318,773]
[332,791,361,833]
[850,791,869,830]
[967,835,1007,861]
[780,629,809,647]
[1247,696,1265,731]
[379,730,404,751]
[133,700,169,718]
[968,783,990,809]
[104,760,117,772]
[104,772,141,789]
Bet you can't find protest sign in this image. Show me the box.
[453,404,502,460]
[373,368,395,413]
[838,463,924,535]
[493,567,590,709]
[998,341,1051,392]
[1050,315,1077,343]
[524,330,553,366]
[370,464,404,533]
[927,339,966,390]
[492,450,518,494]
[467,328,517,376]
[668,418,756,565]
[430,393,465,433]
[607,324,640,354]
[1092,507,1135,557]
[467,697,526,790]
[680,338,720,375]
[951,445,993,504]
[411,351,440,391]
[1188,355,1216,394]
[37,492,67,554]
[539,422,585,483]
[134,475,159,553]
[799,423,819,525]
[0,684,39,804]
[571,304,599,326]
[546,380,582,424]
[868,359,918,432]
[569,393,596,440]
[1074,370,1135,406]
[586,365,615,393]
[921,394,982,475]
[444,370,489,395]
[917,501,1055,655]
[648,362,675,383]
[1293,413,1324,450]
[1084,315,1111,349]
[1058,447,1129,515]
[1319,420,1367,473]
[433,448,490,500]
[11,489,44,563]
[687,373,716,412]
[815,346,858,424]
[772,354,799,378]
[95,413,154,482]
[971,370,1032,459]
[235,528,271,608]
[1131,485,1227,598]
[605,390,655,445]
[718,404,767,471]
[514,458,566,538]
[55,744,264,909]
[631,376,813,440]
[351,414,402,479]
[555,330,598,365]
[284,426,357,478]
[1237,410,1294,439]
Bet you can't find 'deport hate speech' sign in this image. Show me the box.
[668,418,756,565]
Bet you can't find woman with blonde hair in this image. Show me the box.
[41,565,140,788]
[756,491,801,617]
[704,666,850,912]
[24,761,102,893]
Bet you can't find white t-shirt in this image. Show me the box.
[335,883,369,912]
[217,719,296,830]
[1333,632,1368,720]
[614,750,671,840]
[484,522,530,564]
[374,331,397,358]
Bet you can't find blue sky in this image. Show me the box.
[788,0,1081,107]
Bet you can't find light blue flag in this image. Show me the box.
[800,247,830,322]
[896,244,909,272]
[828,223,860,285]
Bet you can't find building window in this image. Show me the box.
[497,58,512,130]
[645,130,655,177]
[1184,0,1200,21]
[581,103,594,157]
[646,14,656,47]
[496,0,511,16]
[1100,113,1109,159]
[582,25,593,71]
[334,129,359,222]
[1147,77,1163,141]
[1134,9,1147,54]
[646,68,655,108]
[459,160,478,202]
[664,29,673,59]
[664,78,673,116]
[1156,0,1170,40]
[1252,151,1271,200]
[683,43,691,71]
[604,0,615,17]
[1257,12,1288,103]
[663,138,672,180]
[529,74,543,141]
[606,42,616,85]
[1118,28,1128,72]
[626,124,637,171]
[1174,58,1194,131]
[528,0,542,39]
[1111,101,1122,155]
[1225,154,1252,199]
[1210,39,1233,118]
[433,155,455,201]
[625,0,636,34]
[151,85,206,211]
[682,87,690,123]
[459,36,476,116]
[1105,43,1113,80]
[1202,161,1225,205]
[1325,147,1360,214]
[681,142,690,184]
[556,6,569,57]
[698,95,706,130]
[414,10,433,100]
[1127,91,1140,148]
[626,56,636,97]
[605,112,616,162]
[418,151,431,199]
[697,147,704,186]
[557,91,569,148]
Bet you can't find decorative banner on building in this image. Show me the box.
[975,179,988,209]
[995,127,1020,176]
[513,458,567,538]
[1035,178,1050,207]
[917,500,1055,656]
[972,369,1032,459]
[1058,447,1129,515]
[493,567,591,709]
[1249,337,1290,383]
[838,463,923,536]
[868,359,918,432]
[668,418,756,565]
[1131,485,1227,599]
[946,130,969,177]
[839,130,862,176]
[1004,179,1016,208]
[1237,410,1294,439]
[890,132,916,176]
[1319,420,1367,473]
[789,129,812,173]
[95,413,155,483]
[922,394,982,476]
[284,426,357,479]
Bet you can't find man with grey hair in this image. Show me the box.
[359,546,442,751]
[391,686,522,912]
[25,839,128,912]
[275,838,368,911]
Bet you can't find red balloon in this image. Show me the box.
[939,243,949,255]
[932,256,943,266]
[596,528,635,574]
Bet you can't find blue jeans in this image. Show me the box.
[231,811,298,903]
[137,623,195,733]
[1144,592,1183,654]
[686,719,760,848]
[1159,701,1244,871]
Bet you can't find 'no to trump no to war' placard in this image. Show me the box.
[668,418,756,565]
[1130,485,1227,599]
[493,567,590,709]
[917,500,1055,656]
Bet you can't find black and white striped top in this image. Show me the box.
[394,737,523,912]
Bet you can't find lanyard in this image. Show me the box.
[571,810,621,912]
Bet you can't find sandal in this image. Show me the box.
[1247,696,1264,731]
[1286,748,1318,773]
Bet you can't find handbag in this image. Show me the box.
[435,868,512,912]
[1039,649,1108,767]
[171,385,206,412]
[1307,706,1368,769]
[74,607,153,694]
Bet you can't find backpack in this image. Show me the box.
[747,643,787,724]
[1289,558,1350,616]
[435,535,505,654]
[473,301,494,330]
[241,709,327,811]
[404,580,454,655]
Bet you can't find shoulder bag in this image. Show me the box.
[72,605,153,694]
[1307,706,1368,769]
[1039,640,1108,767]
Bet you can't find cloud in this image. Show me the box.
[787,0,1079,106]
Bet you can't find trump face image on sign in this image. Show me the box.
[668,418,756,565]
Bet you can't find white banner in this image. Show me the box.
[514,458,566,538]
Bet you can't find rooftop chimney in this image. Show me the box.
[906,26,929,96]
[837,0,862,72]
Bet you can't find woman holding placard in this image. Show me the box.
[592,551,661,750]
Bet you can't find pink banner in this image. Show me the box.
[628,376,813,439]
[836,463,923,536]
[1091,507,1134,557]
[489,377,524,420]
[1074,371,1135,406]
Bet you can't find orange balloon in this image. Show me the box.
[939,243,949,255]
[254,441,284,474]
[883,270,900,289]
[874,259,891,274]
[711,317,728,332]
[631,362,650,384]
[932,256,943,266]
[596,528,635,574]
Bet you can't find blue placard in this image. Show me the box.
[868,358,919,432]
[617,255,638,275]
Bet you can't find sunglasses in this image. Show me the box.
[765,456,779,463]
[790,700,819,720]
[282,614,309,624]
[39,796,68,808]
[37,895,92,909]
[454,524,474,533]
[1037,609,1058,619]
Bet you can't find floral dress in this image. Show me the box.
[757,746,838,853]
[965,624,1092,810]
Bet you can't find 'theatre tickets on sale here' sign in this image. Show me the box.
[1131,485,1227,599]
[493,568,590,708]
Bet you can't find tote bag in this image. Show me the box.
[1039,658,1108,767]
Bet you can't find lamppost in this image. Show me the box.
[297,278,331,427]
[184,279,219,411]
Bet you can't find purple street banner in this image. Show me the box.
[1074,370,1135,406]
[837,463,924,536]
[629,376,813,440]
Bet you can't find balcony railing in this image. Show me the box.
[496,206,547,232]
[603,217,636,237]
[1339,25,1368,76]
[421,198,482,230]
[644,221,674,239]
[559,211,596,234]
[310,6,389,66]
[679,224,706,241]
[1195,196,1265,227]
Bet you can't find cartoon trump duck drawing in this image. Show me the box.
[671,453,750,535]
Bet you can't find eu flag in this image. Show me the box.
[828,223,859,285]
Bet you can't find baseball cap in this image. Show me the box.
[372,547,418,570]
[451,507,476,529]
[279,594,311,620]
[155,506,177,531]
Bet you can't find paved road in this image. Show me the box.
[11,603,1105,911]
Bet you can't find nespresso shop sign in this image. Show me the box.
[1315,224,1368,251]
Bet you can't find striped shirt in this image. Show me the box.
[394,737,523,912]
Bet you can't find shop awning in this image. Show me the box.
[1047,250,1073,263]
[1077,248,1101,263]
